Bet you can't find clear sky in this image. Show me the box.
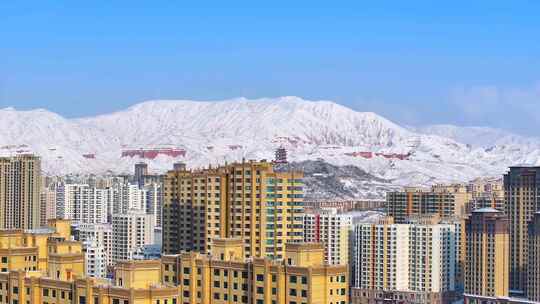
[1,1,540,135]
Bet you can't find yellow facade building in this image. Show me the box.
[162,239,348,304]
[163,160,304,260]
[0,219,180,304]
[0,155,42,230]
[464,208,509,301]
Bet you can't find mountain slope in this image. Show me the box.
[1,97,539,199]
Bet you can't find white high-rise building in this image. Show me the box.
[56,183,81,220]
[56,184,107,224]
[112,210,155,262]
[83,239,107,278]
[74,223,113,266]
[106,182,147,215]
[352,221,456,302]
[76,186,107,224]
[144,183,163,227]
[303,209,352,265]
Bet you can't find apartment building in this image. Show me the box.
[0,155,41,229]
[0,260,179,304]
[0,219,81,276]
[303,209,352,265]
[504,166,540,294]
[111,210,155,262]
[144,182,163,227]
[40,186,57,227]
[464,208,509,299]
[55,184,108,224]
[162,160,304,260]
[73,223,113,266]
[82,239,107,278]
[351,220,456,304]
[527,212,540,302]
[161,238,348,304]
[386,187,471,223]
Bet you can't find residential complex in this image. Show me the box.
[162,160,304,260]
[303,209,352,265]
[0,155,42,229]
[162,238,348,304]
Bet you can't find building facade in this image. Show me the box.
[504,166,540,293]
[73,223,113,267]
[527,212,540,302]
[162,239,348,304]
[464,208,509,299]
[303,209,352,265]
[82,239,107,278]
[112,210,155,262]
[386,187,471,223]
[40,187,57,227]
[163,160,304,260]
[351,220,457,304]
[0,155,41,229]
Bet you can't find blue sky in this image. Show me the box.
[1,1,540,135]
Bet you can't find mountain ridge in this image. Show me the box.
[1,97,538,199]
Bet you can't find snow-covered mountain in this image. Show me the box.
[2,97,539,196]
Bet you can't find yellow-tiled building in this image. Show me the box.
[0,219,180,304]
[0,155,42,230]
[464,208,509,300]
[162,239,348,304]
[163,160,304,260]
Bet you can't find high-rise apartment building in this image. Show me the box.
[162,239,348,304]
[56,184,107,224]
[0,155,41,229]
[73,223,113,266]
[527,212,540,301]
[351,219,456,304]
[145,182,163,227]
[134,162,148,187]
[82,239,107,278]
[106,182,147,214]
[112,210,155,262]
[40,186,57,226]
[303,209,352,265]
[163,160,304,260]
[386,187,471,223]
[504,166,540,293]
[464,208,509,299]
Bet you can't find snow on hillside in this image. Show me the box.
[1,97,540,199]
